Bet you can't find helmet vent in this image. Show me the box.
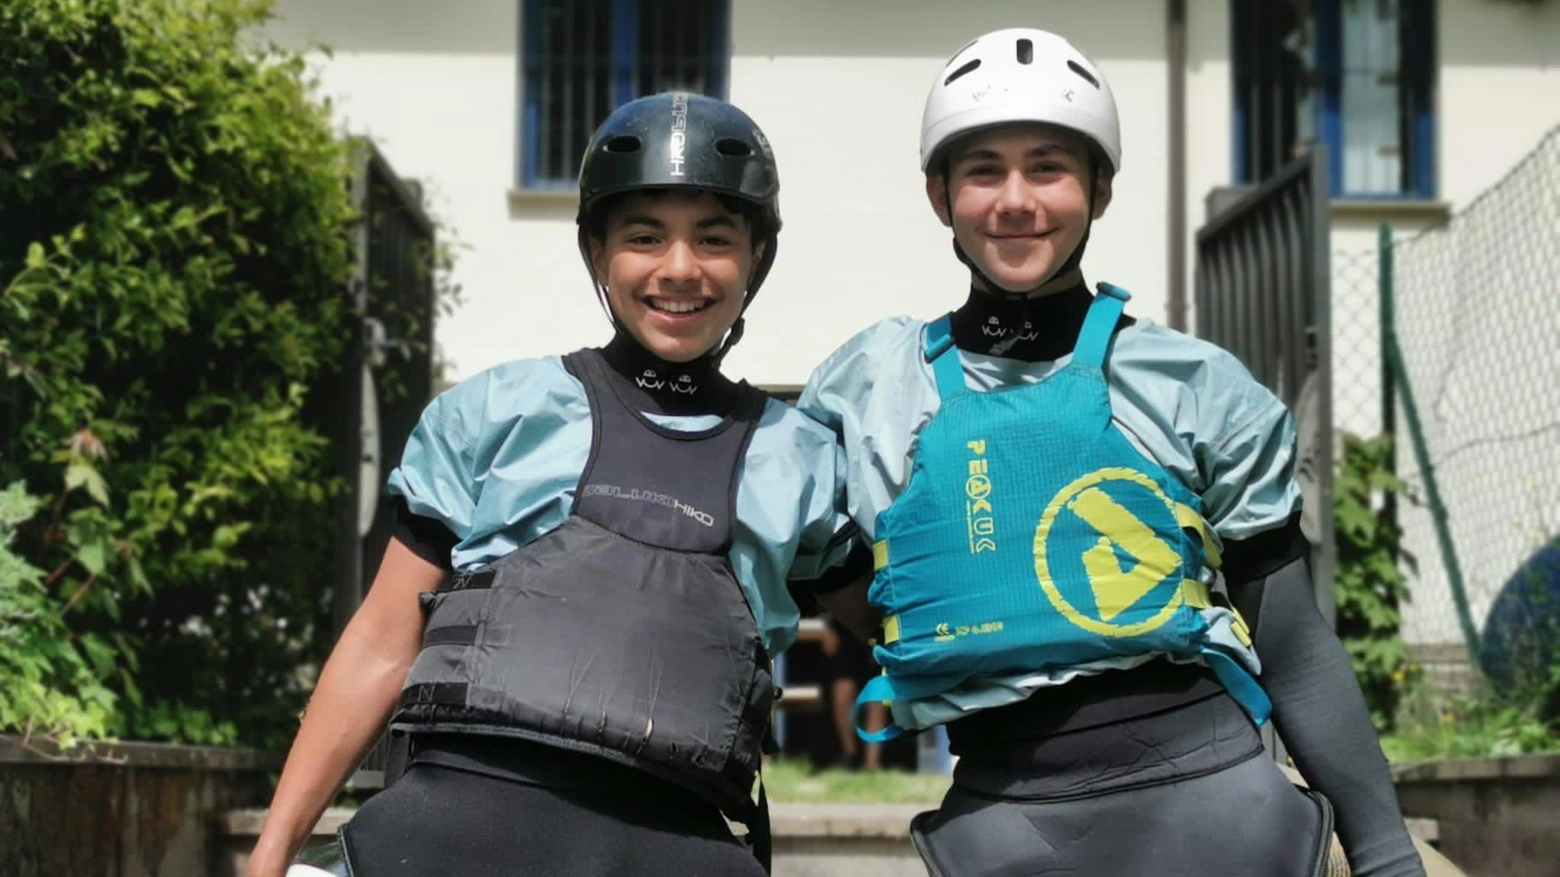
[715,137,753,157]
[944,58,982,86]
[604,135,642,153]
[1067,60,1100,90]
[1016,39,1033,65]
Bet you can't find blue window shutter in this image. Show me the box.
[1315,0,1343,198]
[1405,0,1437,199]
[1230,2,1251,184]
[520,0,543,188]
[610,0,638,108]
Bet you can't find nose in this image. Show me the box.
[994,169,1037,218]
[659,239,700,287]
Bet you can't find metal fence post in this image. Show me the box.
[1378,224,1398,555]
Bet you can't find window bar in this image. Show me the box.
[1263,8,1279,180]
[660,0,674,93]
[540,4,557,182]
[675,1,689,92]
[567,0,580,181]
[690,1,706,93]
[642,0,658,94]
[583,3,599,171]
[1250,47,1267,180]
[710,0,729,99]
[1407,0,1436,198]
[611,0,637,107]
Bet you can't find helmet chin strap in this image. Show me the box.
[953,232,1090,299]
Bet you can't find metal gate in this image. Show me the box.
[333,140,438,633]
[331,141,439,788]
[1194,147,1335,625]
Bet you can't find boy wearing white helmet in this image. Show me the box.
[800,29,1426,876]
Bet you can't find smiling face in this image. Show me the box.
[589,190,759,363]
[926,123,1112,294]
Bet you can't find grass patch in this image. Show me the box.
[762,759,952,803]
[1379,673,1560,762]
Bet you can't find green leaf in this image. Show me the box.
[76,541,107,576]
[64,463,110,506]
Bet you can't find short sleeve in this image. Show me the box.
[786,437,859,582]
[1197,375,1303,542]
[386,386,481,544]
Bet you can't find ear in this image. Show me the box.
[1091,175,1114,220]
[925,175,953,227]
[747,241,767,287]
[588,236,609,281]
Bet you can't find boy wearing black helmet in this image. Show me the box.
[245,93,855,877]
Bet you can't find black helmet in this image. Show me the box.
[577,92,781,234]
[576,92,782,360]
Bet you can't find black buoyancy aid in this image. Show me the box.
[392,347,775,824]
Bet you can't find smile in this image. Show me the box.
[987,231,1054,240]
[647,299,714,315]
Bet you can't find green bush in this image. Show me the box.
[0,480,116,746]
[1333,432,1412,731]
[1382,675,1560,762]
[0,0,360,748]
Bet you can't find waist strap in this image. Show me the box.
[951,684,1265,802]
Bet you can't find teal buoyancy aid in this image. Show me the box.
[856,284,1271,741]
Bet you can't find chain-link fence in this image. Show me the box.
[1331,248,1383,440]
[1332,126,1560,695]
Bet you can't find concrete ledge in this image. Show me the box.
[768,803,930,838]
[1392,753,1560,877]
[0,734,282,771]
[2,735,278,876]
[1393,753,1560,783]
[222,806,356,838]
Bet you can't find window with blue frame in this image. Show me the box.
[1233,0,1435,199]
[519,0,730,190]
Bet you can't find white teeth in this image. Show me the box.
[650,299,710,315]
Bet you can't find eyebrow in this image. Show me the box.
[615,213,739,230]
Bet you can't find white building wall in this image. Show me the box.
[266,0,1560,650]
[266,0,1175,388]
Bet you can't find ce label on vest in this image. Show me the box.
[1033,467,1187,638]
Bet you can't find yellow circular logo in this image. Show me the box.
[1033,468,1186,637]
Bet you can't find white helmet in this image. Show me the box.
[919,28,1122,176]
